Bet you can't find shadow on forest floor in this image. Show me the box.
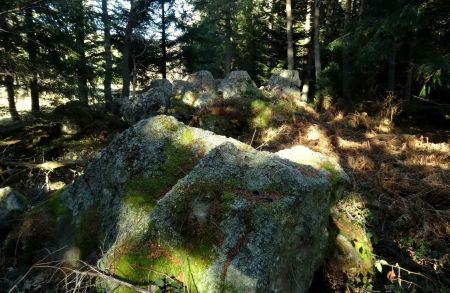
[238,103,450,291]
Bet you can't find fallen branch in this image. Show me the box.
[1,160,82,171]
[9,258,157,293]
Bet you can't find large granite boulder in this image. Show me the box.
[0,187,29,229]
[11,116,348,292]
[146,142,345,292]
[218,71,258,99]
[122,80,173,124]
[61,115,250,245]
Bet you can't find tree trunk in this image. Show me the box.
[5,75,20,121]
[313,0,321,80]
[161,0,167,79]
[26,6,40,113]
[224,6,232,74]
[359,0,365,20]
[286,0,294,70]
[404,44,413,104]
[132,49,137,99]
[76,0,88,106]
[301,0,313,101]
[387,43,396,92]
[102,0,113,112]
[1,15,20,121]
[122,0,137,100]
[342,0,352,100]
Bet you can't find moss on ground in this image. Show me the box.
[251,99,273,129]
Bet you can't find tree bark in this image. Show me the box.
[313,0,321,80]
[6,75,20,121]
[404,43,413,104]
[286,0,294,70]
[26,6,40,114]
[1,15,20,121]
[342,0,352,100]
[359,0,365,20]
[387,43,396,92]
[224,6,232,74]
[161,0,167,79]
[121,0,137,100]
[75,0,88,106]
[102,0,113,112]
[301,0,313,101]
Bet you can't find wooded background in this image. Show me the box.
[1,0,448,121]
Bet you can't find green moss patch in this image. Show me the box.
[46,191,70,218]
[110,239,213,293]
[75,207,102,259]
[124,133,198,213]
[329,209,374,280]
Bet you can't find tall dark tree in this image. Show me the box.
[342,0,352,100]
[161,0,168,78]
[74,0,89,105]
[313,0,321,80]
[102,0,113,111]
[25,3,40,113]
[286,0,294,70]
[0,2,21,121]
[121,0,138,99]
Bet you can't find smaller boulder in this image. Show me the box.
[268,69,301,89]
[150,79,174,97]
[53,101,94,129]
[182,91,218,108]
[268,70,306,102]
[0,187,29,229]
[173,79,191,95]
[218,71,258,99]
[122,80,173,124]
[174,71,218,108]
[186,70,215,92]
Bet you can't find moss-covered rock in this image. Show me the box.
[24,115,349,292]
[325,193,374,283]
[143,143,343,292]
[0,187,29,229]
[218,71,258,99]
[60,116,249,249]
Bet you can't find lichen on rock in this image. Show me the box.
[15,115,349,292]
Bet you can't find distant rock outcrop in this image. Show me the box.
[268,70,305,102]
[218,71,258,99]
[173,71,218,108]
[121,79,173,124]
[268,69,301,89]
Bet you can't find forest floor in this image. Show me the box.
[0,97,449,292]
[244,102,450,291]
